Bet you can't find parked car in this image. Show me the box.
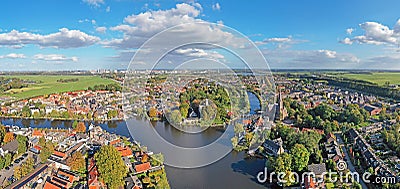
[5,166,10,170]
[14,159,21,164]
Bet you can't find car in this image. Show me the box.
[5,166,10,170]
[22,153,28,157]
[14,159,21,164]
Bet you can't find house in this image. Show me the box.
[262,138,284,156]
[125,175,143,189]
[325,133,343,162]
[307,163,327,188]
[363,104,382,116]
[115,146,133,158]
[0,139,19,156]
[134,162,151,174]
[88,158,106,189]
[32,129,45,138]
[43,169,79,189]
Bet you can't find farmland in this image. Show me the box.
[330,72,400,86]
[0,75,117,100]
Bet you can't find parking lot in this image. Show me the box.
[0,151,34,186]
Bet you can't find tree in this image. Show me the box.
[150,153,164,166]
[272,153,292,173]
[3,132,14,143]
[67,151,85,172]
[141,153,149,163]
[72,120,78,129]
[291,144,310,172]
[179,103,190,118]
[352,182,362,189]
[95,145,128,189]
[0,124,5,145]
[39,139,54,163]
[21,105,32,117]
[148,107,157,118]
[16,135,28,154]
[75,122,86,133]
[168,110,182,124]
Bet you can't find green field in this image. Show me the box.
[1,75,117,100]
[336,72,400,86]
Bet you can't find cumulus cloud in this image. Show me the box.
[212,3,221,11]
[346,28,354,35]
[106,6,110,12]
[0,28,100,48]
[174,48,224,59]
[82,0,104,7]
[33,54,78,62]
[96,26,107,33]
[101,3,239,50]
[0,53,26,59]
[342,20,400,45]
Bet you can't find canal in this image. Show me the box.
[0,92,269,188]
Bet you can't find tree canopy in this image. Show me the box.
[94,145,128,189]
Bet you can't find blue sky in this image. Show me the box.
[0,0,400,70]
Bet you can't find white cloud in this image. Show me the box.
[0,53,26,59]
[0,28,100,48]
[346,28,354,35]
[91,19,96,25]
[212,3,221,11]
[102,3,234,49]
[342,20,400,46]
[96,26,107,33]
[33,54,78,62]
[256,37,292,45]
[82,0,104,7]
[340,37,353,45]
[174,48,224,59]
[106,6,111,12]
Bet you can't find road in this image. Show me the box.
[336,134,369,189]
[0,152,34,187]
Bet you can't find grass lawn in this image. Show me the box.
[338,72,400,86]
[1,75,117,100]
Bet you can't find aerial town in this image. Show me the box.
[0,71,400,189]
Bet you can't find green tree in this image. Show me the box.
[67,151,85,172]
[72,120,78,129]
[95,145,128,189]
[179,103,190,118]
[0,124,5,145]
[16,135,28,154]
[168,109,182,124]
[39,139,54,163]
[272,152,292,173]
[291,144,310,172]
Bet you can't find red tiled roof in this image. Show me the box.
[115,146,133,157]
[135,162,151,173]
[53,150,66,158]
[58,169,75,183]
[110,139,121,145]
[32,130,44,137]
[43,181,62,189]
[301,128,324,135]
[33,145,41,151]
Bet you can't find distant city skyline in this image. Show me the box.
[0,0,400,71]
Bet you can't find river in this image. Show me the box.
[0,92,270,188]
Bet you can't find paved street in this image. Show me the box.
[336,134,368,189]
[0,152,34,187]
